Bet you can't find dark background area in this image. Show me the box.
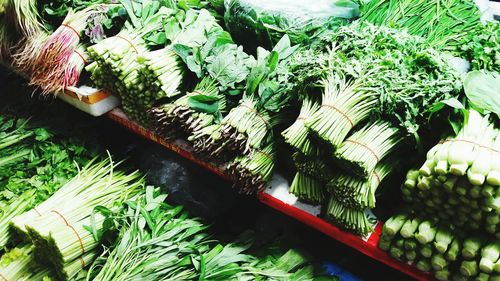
[0,66,414,281]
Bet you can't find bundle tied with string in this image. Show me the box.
[10,157,144,279]
[227,143,276,194]
[29,7,100,95]
[334,121,402,179]
[305,73,378,151]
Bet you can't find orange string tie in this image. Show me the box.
[344,139,380,162]
[116,35,139,54]
[74,50,87,65]
[321,104,354,128]
[240,104,272,129]
[61,24,81,40]
[372,171,381,184]
[50,210,87,267]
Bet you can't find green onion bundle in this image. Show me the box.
[334,121,401,178]
[327,162,391,209]
[289,172,325,205]
[305,74,377,151]
[360,0,481,52]
[0,245,49,280]
[137,48,184,100]
[227,143,276,194]
[325,197,375,236]
[11,157,143,279]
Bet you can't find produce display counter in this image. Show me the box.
[106,107,435,281]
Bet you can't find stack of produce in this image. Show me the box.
[401,110,499,236]
[0,114,97,250]
[6,157,143,279]
[279,21,461,235]
[380,214,500,281]
[360,0,482,52]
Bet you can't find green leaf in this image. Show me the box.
[188,95,220,113]
[464,71,500,117]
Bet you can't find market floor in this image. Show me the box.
[0,67,414,281]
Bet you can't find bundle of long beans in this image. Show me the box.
[325,197,375,236]
[402,110,499,236]
[291,139,335,181]
[282,98,320,154]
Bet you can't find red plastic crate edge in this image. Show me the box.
[106,108,433,281]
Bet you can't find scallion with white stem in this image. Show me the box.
[467,126,496,186]
[487,130,500,186]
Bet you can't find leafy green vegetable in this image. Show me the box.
[463,71,500,117]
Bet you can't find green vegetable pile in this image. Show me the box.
[0,113,98,251]
[380,213,500,281]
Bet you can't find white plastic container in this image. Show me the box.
[58,85,120,117]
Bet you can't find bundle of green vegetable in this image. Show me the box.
[360,0,481,52]
[460,21,500,72]
[87,1,186,124]
[289,172,325,205]
[87,186,330,280]
[0,114,97,250]
[223,0,360,50]
[380,213,500,280]
[211,35,298,157]
[402,109,499,236]
[0,245,50,280]
[151,17,255,140]
[11,157,144,279]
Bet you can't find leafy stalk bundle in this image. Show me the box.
[327,162,391,209]
[334,121,401,178]
[11,157,143,279]
[360,0,481,52]
[402,109,499,236]
[379,213,500,280]
[87,187,321,280]
[153,27,255,140]
[289,172,325,205]
[199,36,297,159]
[291,139,335,181]
[227,142,276,194]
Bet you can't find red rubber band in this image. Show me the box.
[50,210,86,259]
[74,50,87,64]
[256,149,273,161]
[344,139,380,162]
[61,24,81,40]
[240,104,272,129]
[321,104,354,128]
[116,35,139,54]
